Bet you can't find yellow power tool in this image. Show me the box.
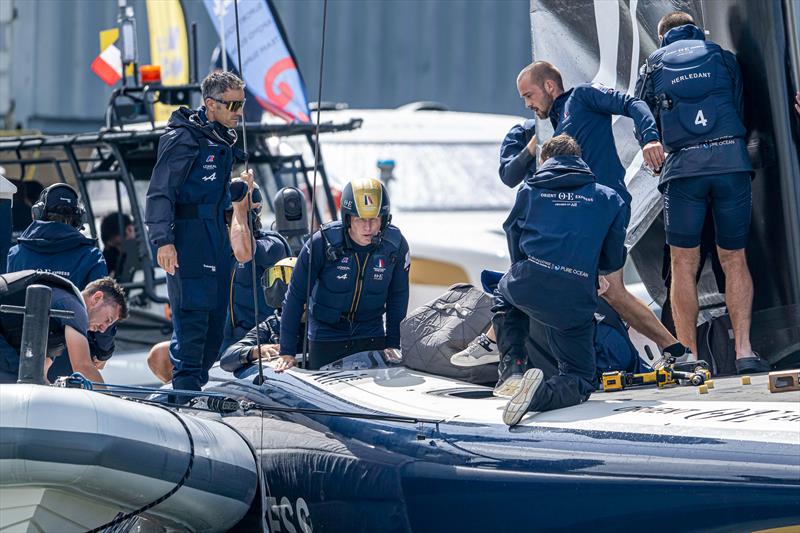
[602,357,711,392]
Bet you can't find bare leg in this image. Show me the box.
[147,341,174,384]
[43,358,53,384]
[669,246,701,355]
[602,268,678,350]
[485,324,496,343]
[716,247,753,357]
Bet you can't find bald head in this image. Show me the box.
[517,61,565,119]
[517,61,564,91]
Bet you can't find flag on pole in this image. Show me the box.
[91,44,123,86]
[202,0,310,123]
[146,0,190,122]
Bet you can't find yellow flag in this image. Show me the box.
[145,0,190,122]
[99,28,119,52]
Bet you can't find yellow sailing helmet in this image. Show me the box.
[263,256,297,309]
[339,178,391,227]
[267,256,297,286]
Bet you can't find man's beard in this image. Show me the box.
[536,94,553,119]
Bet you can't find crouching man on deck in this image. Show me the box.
[0,272,128,384]
[277,178,410,371]
[499,135,628,427]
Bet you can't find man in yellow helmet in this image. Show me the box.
[276,178,410,370]
[219,256,298,377]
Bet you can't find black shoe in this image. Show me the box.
[735,353,771,375]
[494,355,528,398]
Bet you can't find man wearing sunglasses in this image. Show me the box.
[146,71,250,393]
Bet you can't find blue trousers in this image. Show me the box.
[169,304,227,391]
[493,291,594,411]
[527,318,597,412]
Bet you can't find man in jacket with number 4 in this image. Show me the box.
[635,12,767,374]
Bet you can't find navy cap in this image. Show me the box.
[44,184,80,213]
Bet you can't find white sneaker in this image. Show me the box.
[493,373,523,398]
[502,368,544,427]
[451,334,500,367]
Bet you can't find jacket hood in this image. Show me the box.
[662,24,705,46]
[166,106,238,146]
[528,155,595,190]
[17,220,98,254]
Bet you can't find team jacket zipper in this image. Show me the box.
[347,252,371,322]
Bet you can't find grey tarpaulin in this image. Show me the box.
[400,284,497,384]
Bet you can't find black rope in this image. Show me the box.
[230,0,270,506]
[301,0,330,370]
[232,0,265,387]
[87,401,195,533]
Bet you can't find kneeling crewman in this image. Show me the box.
[499,134,628,426]
[278,178,410,370]
[0,272,128,384]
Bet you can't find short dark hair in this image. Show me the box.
[518,61,564,91]
[100,212,133,244]
[658,12,695,37]
[540,134,582,162]
[45,213,79,226]
[83,277,129,321]
[201,71,245,100]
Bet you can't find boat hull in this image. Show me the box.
[0,384,259,533]
[210,364,800,533]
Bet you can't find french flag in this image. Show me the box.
[91,44,123,87]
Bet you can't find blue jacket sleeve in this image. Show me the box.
[384,237,410,348]
[633,63,660,134]
[722,51,745,120]
[576,84,660,145]
[220,322,271,373]
[145,129,198,248]
[502,186,529,264]
[278,235,322,355]
[499,123,537,188]
[599,200,629,274]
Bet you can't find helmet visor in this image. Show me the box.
[267,263,294,287]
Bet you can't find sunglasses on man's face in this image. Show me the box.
[209,97,246,112]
